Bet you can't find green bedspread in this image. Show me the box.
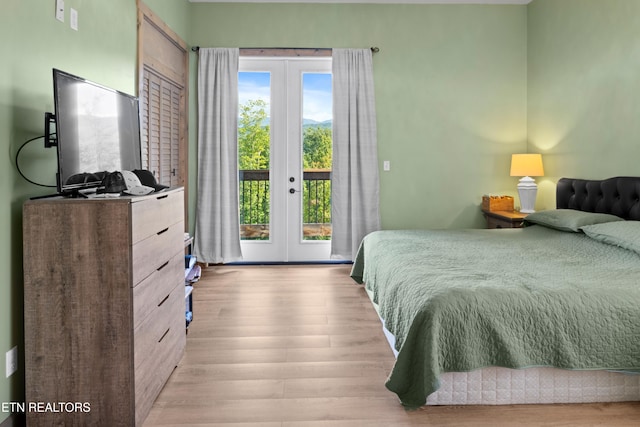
[351,226,640,408]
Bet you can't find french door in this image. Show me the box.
[238,57,332,262]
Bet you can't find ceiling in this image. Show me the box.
[189,0,533,4]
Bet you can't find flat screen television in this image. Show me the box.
[52,68,142,195]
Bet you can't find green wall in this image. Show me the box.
[190,3,528,229]
[528,0,640,209]
[0,0,190,422]
[3,0,638,422]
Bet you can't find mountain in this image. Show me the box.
[303,119,332,129]
[254,118,332,129]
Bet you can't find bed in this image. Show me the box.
[351,176,640,408]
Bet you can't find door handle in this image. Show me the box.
[289,177,299,193]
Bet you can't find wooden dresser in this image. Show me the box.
[23,188,186,426]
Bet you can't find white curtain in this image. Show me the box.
[331,48,381,260]
[193,48,243,263]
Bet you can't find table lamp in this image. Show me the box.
[510,154,544,213]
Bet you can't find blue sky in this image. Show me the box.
[238,72,332,122]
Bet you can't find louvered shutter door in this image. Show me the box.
[140,73,150,170]
[170,83,181,187]
[140,67,183,187]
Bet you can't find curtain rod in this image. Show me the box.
[190,46,380,53]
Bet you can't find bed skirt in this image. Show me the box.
[369,289,640,405]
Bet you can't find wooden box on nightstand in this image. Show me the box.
[482,209,528,229]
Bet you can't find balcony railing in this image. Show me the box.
[239,169,332,240]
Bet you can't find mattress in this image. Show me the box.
[429,367,640,405]
[368,288,640,405]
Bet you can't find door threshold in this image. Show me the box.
[227,260,352,266]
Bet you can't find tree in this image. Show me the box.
[303,126,332,169]
[238,99,270,170]
[302,126,332,236]
[238,100,333,240]
[238,100,270,234]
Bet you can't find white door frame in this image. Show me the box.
[239,57,332,262]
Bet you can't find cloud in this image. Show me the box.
[238,82,271,114]
[304,88,332,122]
[238,71,333,122]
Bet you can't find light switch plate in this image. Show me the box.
[56,0,65,23]
[70,8,78,31]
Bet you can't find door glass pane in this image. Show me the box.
[301,73,332,241]
[238,72,271,240]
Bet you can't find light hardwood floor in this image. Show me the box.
[144,265,640,426]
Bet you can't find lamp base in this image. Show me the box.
[517,176,538,214]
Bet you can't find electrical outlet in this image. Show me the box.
[55,0,65,23]
[5,346,17,378]
[383,160,391,171]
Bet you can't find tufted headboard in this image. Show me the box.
[556,177,640,220]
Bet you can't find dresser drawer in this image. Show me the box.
[131,190,184,245]
[134,283,184,369]
[134,285,185,426]
[486,215,525,229]
[132,252,183,329]
[132,221,184,285]
[487,216,509,229]
[134,323,184,427]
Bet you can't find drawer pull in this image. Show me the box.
[157,260,170,271]
[157,227,169,235]
[158,328,170,343]
[157,195,169,200]
[158,293,170,307]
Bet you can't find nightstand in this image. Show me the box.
[481,209,528,229]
